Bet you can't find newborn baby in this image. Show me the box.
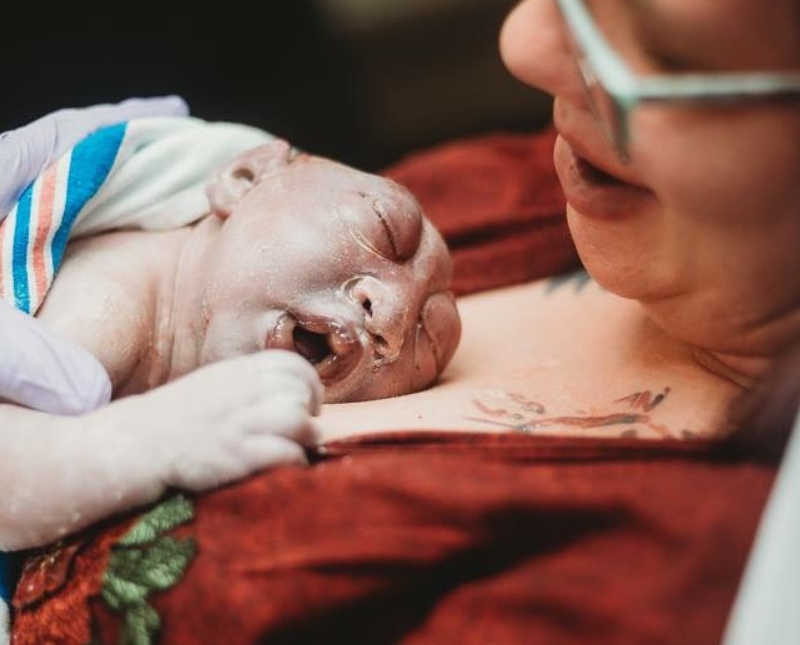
[0,118,460,552]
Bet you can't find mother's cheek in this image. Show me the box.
[566,198,680,300]
[631,106,800,227]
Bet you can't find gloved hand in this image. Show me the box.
[0,96,188,216]
[0,96,189,415]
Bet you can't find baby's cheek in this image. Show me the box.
[412,326,440,392]
[422,292,461,375]
[199,312,260,366]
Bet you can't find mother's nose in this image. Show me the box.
[500,0,587,104]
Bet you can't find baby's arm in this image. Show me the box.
[0,403,161,549]
[0,350,321,551]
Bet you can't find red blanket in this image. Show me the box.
[12,130,775,645]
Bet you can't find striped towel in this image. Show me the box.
[0,116,272,315]
[0,116,272,641]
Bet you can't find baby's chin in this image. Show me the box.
[302,337,428,404]
[325,328,454,403]
[326,292,461,402]
[324,362,421,403]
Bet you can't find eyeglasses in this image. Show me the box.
[554,0,800,161]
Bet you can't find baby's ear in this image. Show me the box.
[206,138,295,219]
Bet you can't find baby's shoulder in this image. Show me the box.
[37,231,161,388]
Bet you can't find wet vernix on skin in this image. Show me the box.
[0,128,463,602]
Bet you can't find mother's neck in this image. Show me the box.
[638,293,800,391]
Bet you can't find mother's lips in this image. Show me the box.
[553,135,655,220]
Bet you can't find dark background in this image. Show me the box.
[1,0,552,171]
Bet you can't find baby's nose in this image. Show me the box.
[349,276,408,362]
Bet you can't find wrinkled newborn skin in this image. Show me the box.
[0,141,460,554]
[181,140,461,402]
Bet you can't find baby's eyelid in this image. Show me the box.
[347,226,394,261]
[370,197,423,261]
[373,208,399,259]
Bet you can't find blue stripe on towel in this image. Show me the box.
[51,122,127,272]
[11,189,32,313]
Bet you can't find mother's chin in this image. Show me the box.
[564,202,685,303]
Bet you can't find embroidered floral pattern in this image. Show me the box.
[14,540,86,610]
[98,495,196,645]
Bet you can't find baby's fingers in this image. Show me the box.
[248,350,324,415]
[242,434,309,470]
[244,390,318,445]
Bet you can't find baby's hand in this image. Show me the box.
[107,350,323,492]
[0,351,322,551]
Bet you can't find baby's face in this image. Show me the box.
[192,142,460,402]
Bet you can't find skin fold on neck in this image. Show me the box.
[638,290,800,390]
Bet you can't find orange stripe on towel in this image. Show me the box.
[32,165,58,306]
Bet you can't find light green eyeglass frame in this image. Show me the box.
[554,0,800,160]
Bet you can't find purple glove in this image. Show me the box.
[0,96,189,414]
[0,301,112,414]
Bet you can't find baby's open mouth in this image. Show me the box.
[267,313,365,389]
[292,326,332,364]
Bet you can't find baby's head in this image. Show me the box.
[184,139,460,402]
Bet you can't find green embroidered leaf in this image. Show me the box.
[140,537,196,590]
[99,495,197,645]
[101,573,149,609]
[100,586,122,612]
[107,547,145,581]
[104,537,195,603]
[116,537,196,591]
[121,603,160,645]
[117,495,194,547]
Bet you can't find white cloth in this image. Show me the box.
[723,408,800,645]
